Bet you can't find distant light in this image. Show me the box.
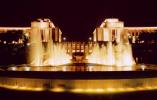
[25,33,29,37]
[89,37,92,41]
[141,65,146,71]
[12,41,15,44]
[27,43,30,46]
[11,67,17,71]
[63,37,66,41]
[3,41,6,44]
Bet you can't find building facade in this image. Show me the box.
[93,18,157,43]
[0,18,157,53]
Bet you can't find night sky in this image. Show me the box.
[0,0,157,41]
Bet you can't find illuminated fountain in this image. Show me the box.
[88,18,135,67]
[28,19,71,66]
[1,18,157,94]
[87,42,135,66]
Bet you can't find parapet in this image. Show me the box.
[100,18,124,28]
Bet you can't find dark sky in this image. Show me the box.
[0,0,157,41]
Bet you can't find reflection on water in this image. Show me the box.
[7,64,152,71]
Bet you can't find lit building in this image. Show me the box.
[0,18,156,52]
[0,18,156,44]
[93,18,157,43]
[0,18,62,43]
[93,18,124,43]
[31,18,62,43]
[0,27,30,33]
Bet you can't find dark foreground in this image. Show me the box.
[0,88,157,100]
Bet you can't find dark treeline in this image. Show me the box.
[132,31,157,64]
[0,31,28,66]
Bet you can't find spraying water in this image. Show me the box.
[87,18,135,66]
[28,19,71,66]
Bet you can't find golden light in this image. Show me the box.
[50,87,65,92]
[106,88,116,92]
[87,42,135,67]
[29,19,71,66]
[71,88,84,93]
[88,19,135,67]
[95,88,105,92]
[1,83,157,94]
[125,87,135,91]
